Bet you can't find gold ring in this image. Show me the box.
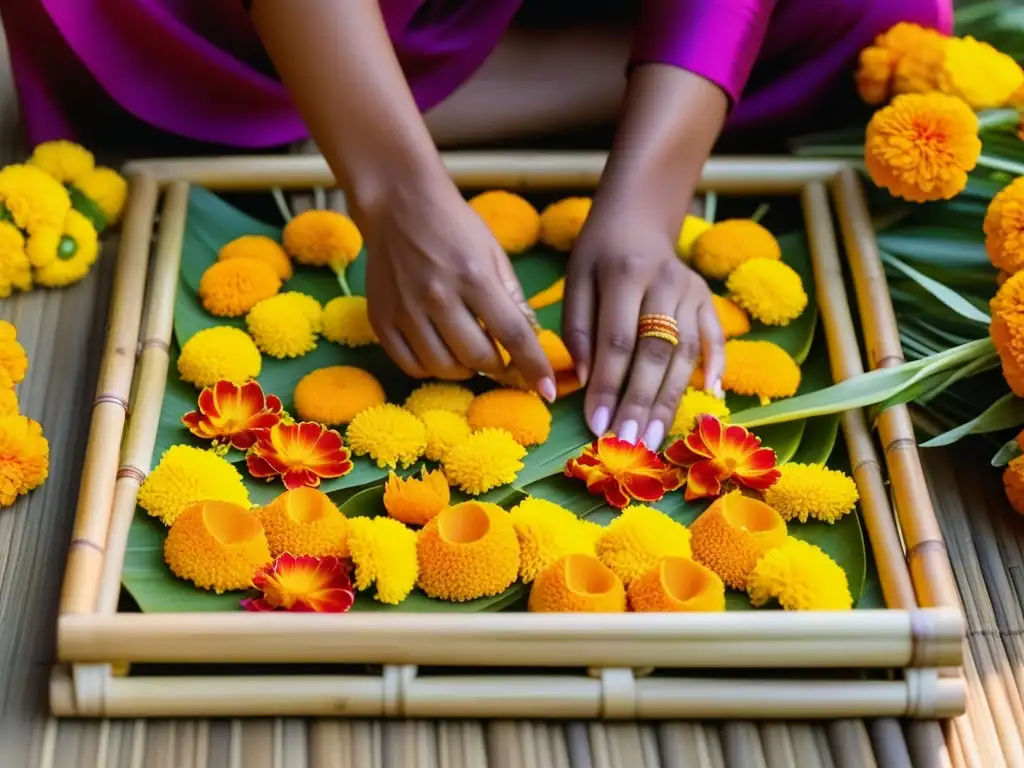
[638,329,680,346]
[639,313,678,328]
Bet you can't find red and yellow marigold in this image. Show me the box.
[246,421,353,490]
[242,553,355,612]
[182,379,283,451]
[565,436,684,509]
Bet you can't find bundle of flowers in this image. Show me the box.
[0,141,126,295]
[0,321,49,511]
[124,180,871,614]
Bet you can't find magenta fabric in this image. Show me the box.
[1,0,953,149]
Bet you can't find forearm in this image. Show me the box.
[250,0,444,213]
[592,64,728,238]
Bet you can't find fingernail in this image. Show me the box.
[538,377,557,403]
[619,419,639,445]
[590,406,611,436]
[576,363,589,388]
[643,420,665,451]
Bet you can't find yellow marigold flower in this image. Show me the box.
[689,493,787,590]
[467,388,551,447]
[938,36,1024,110]
[199,257,281,318]
[417,501,520,601]
[0,222,31,298]
[219,235,293,281]
[164,500,272,594]
[692,219,782,281]
[177,326,262,388]
[443,428,525,495]
[726,258,808,326]
[712,295,750,339]
[1003,455,1024,515]
[0,164,71,233]
[420,409,472,461]
[0,388,18,417]
[509,497,596,583]
[539,197,591,252]
[627,556,725,612]
[345,516,418,604]
[138,444,250,526]
[25,227,59,269]
[577,518,603,549]
[33,210,100,288]
[763,463,859,523]
[670,387,730,438]
[72,167,128,224]
[677,215,712,261]
[0,414,48,506]
[468,190,540,255]
[346,403,427,469]
[384,468,450,526]
[984,177,1024,276]
[528,553,626,613]
[294,366,386,426]
[255,486,349,558]
[405,381,474,418]
[747,537,853,610]
[0,321,28,389]
[716,340,801,405]
[865,93,980,203]
[595,504,692,586]
[283,209,363,268]
[321,295,378,347]
[28,140,94,184]
[246,294,317,359]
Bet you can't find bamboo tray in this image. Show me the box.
[51,153,966,719]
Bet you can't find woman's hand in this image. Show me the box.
[360,173,556,399]
[564,216,724,450]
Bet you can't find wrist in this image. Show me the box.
[343,145,451,220]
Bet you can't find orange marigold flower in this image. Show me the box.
[0,321,28,389]
[565,436,684,509]
[182,379,283,451]
[528,277,564,310]
[864,92,980,203]
[254,486,349,558]
[283,209,363,268]
[218,235,293,281]
[716,339,802,405]
[468,191,540,255]
[383,468,450,526]
[293,366,386,426]
[689,492,788,590]
[985,177,1024,276]
[856,46,897,106]
[692,219,782,281]
[990,270,1024,396]
[528,553,626,613]
[246,421,353,490]
[664,414,780,501]
[242,553,355,612]
[0,414,49,506]
[539,197,591,252]
[626,556,726,612]
[855,22,949,104]
[494,329,582,398]
[198,257,281,317]
[467,388,552,446]
[712,295,751,338]
[1003,455,1024,515]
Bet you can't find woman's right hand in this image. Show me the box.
[359,174,556,401]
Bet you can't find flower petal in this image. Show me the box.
[685,460,724,501]
[663,438,702,467]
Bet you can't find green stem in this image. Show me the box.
[977,153,1024,177]
[751,203,770,223]
[335,266,353,297]
[978,109,1022,132]
[704,191,718,224]
[790,145,864,158]
[954,0,1010,26]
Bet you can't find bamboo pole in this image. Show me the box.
[48,670,964,720]
[800,182,918,611]
[831,168,960,611]
[58,172,160,616]
[94,182,189,615]
[56,608,962,668]
[122,153,848,194]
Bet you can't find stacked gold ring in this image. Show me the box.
[638,313,680,346]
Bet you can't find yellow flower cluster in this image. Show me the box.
[856,24,1024,110]
[0,142,128,293]
[0,322,48,508]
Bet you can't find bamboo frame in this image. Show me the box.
[53,153,965,719]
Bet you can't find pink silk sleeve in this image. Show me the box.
[630,0,776,104]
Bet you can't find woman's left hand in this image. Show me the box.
[563,213,725,450]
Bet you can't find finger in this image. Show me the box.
[562,259,595,388]
[643,307,705,449]
[698,300,726,396]
[432,302,506,375]
[374,323,430,379]
[584,277,645,438]
[398,311,473,381]
[468,274,555,401]
[612,296,692,447]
